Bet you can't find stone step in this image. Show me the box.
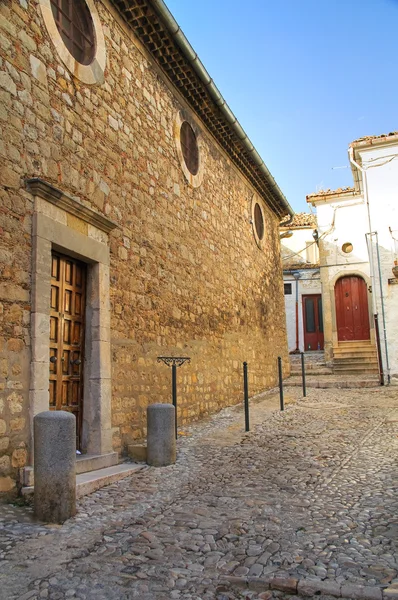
[333,349,377,357]
[22,463,146,498]
[333,361,378,370]
[75,452,118,475]
[334,355,378,362]
[76,463,146,498]
[335,341,373,347]
[333,368,379,375]
[286,376,380,389]
[290,368,332,376]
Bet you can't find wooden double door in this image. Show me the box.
[335,275,370,341]
[303,294,324,351]
[49,252,86,449]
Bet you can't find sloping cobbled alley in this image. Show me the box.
[1,385,398,600]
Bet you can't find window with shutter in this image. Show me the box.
[50,0,96,65]
[180,121,199,175]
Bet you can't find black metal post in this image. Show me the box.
[301,352,307,397]
[374,313,384,386]
[278,356,284,411]
[157,356,191,440]
[243,362,249,431]
[172,363,177,439]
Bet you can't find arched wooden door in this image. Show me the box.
[335,276,370,341]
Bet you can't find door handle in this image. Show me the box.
[71,359,82,365]
[49,356,57,363]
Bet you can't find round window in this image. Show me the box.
[180,122,199,175]
[342,242,353,254]
[254,203,264,240]
[50,0,96,65]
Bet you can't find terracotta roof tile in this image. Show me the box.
[306,187,355,200]
[280,212,316,228]
[351,131,398,145]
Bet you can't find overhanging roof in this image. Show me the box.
[111,0,293,219]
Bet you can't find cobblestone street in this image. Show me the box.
[1,385,398,600]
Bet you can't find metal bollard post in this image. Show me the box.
[278,356,284,411]
[301,352,307,397]
[172,363,177,439]
[157,356,191,440]
[243,361,249,431]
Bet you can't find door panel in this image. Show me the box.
[335,276,370,341]
[49,252,86,449]
[303,294,324,351]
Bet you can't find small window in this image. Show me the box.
[342,242,353,254]
[284,283,292,295]
[50,0,96,65]
[254,203,264,240]
[180,122,199,175]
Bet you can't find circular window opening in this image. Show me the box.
[180,121,199,175]
[342,242,353,254]
[254,203,264,240]
[50,0,96,65]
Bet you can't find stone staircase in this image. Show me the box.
[287,350,380,388]
[332,341,379,375]
[22,452,145,498]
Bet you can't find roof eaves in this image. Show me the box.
[110,0,293,219]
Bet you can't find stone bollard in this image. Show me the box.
[147,403,176,467]
[34,411,76,523]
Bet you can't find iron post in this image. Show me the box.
[157,356,191,439]
[301,352,307,397]
[278,356,284,411]
[243,362,249,431]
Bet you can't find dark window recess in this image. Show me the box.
[305,298,316,333]
[284,283,292,295]
[318,296,324,333]
[180,122,199,175]
[254,203,264,240]
[50,0,96,65]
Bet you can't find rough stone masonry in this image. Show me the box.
[0,0,290,491]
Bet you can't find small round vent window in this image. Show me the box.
[254,203,264,240]
[180,121,199,175]
[342,242,353,254]
[50,0,96,65]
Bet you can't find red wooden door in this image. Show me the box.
[335,276,370,341]
[303,294,324,351]
[49,252,86,450]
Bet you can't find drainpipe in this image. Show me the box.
[348,148,376,313]
[150,0,294,219]
[375,232,391,384]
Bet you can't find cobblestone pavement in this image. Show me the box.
[1,385,398,600]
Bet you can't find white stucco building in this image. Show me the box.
[280,214,322,353]
[307,131,398,383]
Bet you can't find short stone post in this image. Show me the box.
[34,411,76,523]
[147,403,176,467]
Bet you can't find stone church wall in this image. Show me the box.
[0,0,289,490]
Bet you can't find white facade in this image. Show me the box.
[307,132,398,382]
[281,218,321,353]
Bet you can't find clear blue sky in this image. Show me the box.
[166,0,398,213]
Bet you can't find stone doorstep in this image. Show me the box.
[220,575,385,599]
[21,463,146,498]
[75,451,118,474]
[22,452,119,486]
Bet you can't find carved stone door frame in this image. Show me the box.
[27,179,118,462]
